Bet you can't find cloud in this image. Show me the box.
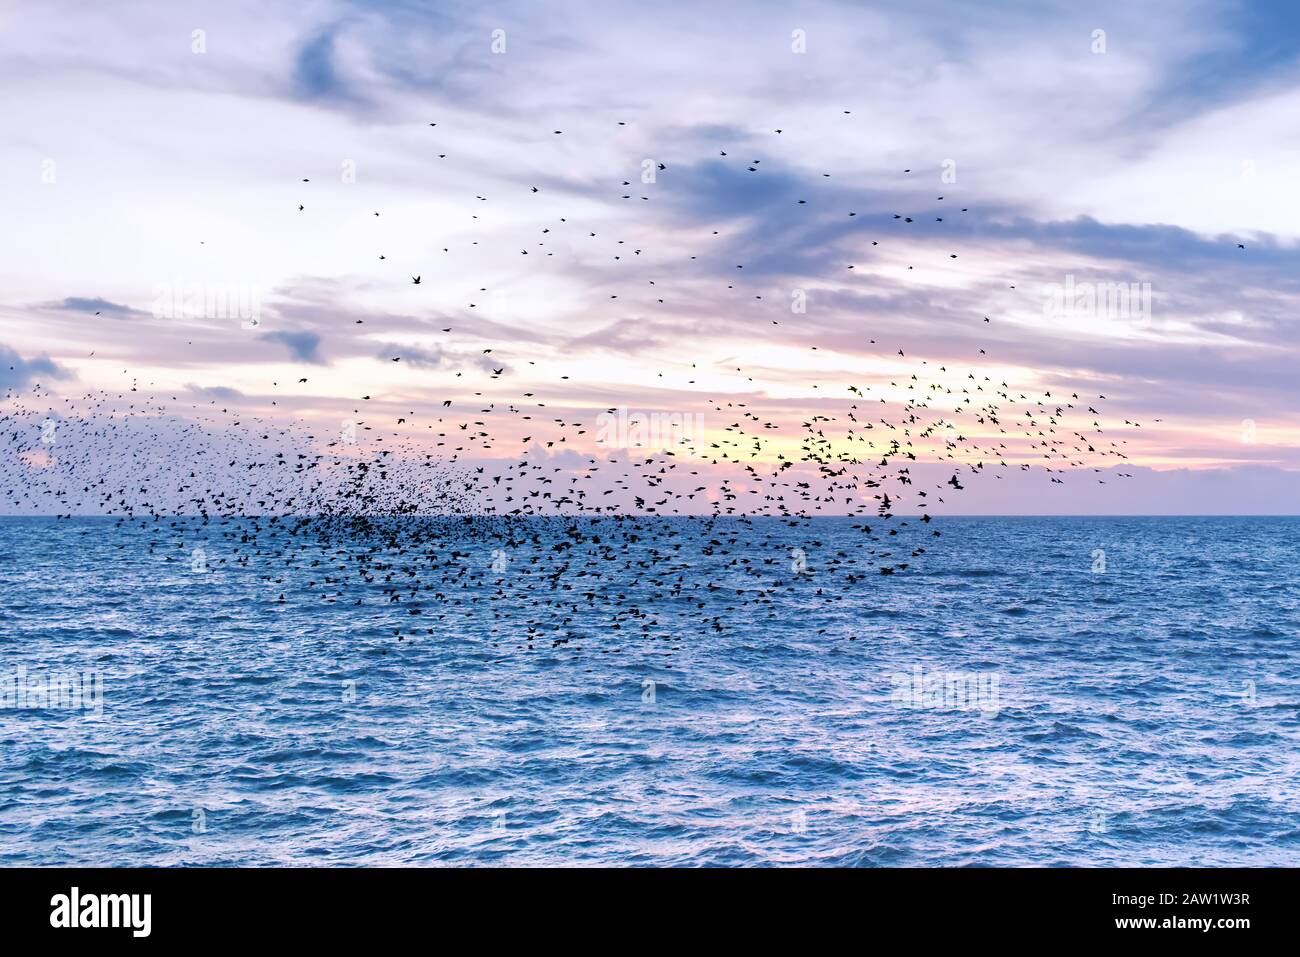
[566,319,680,353]
[293,24,359,104]
[46,296,146,318]
[375,342,451,368]
[375,342,504,373]
[926,463,1300,516]
[262,330,324,363]
[0,345,71,392]
[186,383,247,402]
[1,0,1298,509]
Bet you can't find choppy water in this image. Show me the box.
[1,515,1297,866]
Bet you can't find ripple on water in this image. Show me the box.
[1,515,1299,865]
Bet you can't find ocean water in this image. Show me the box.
[1,515,1297,867]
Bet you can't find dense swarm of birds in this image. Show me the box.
[1,113,1153,656]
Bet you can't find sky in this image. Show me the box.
[1,0,1298,513]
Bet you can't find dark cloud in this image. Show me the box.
[375,343,451,369]
[0,345,71,392]
[375,342,503,373]
[47,296,146,318]
[293,25,359,104]
[262,330,324,363]
[186,384,247,402]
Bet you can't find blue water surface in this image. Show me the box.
[0,515,1297,866]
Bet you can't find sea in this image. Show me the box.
[1,515,1297,866]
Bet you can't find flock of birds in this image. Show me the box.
[3,112,1156,655]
